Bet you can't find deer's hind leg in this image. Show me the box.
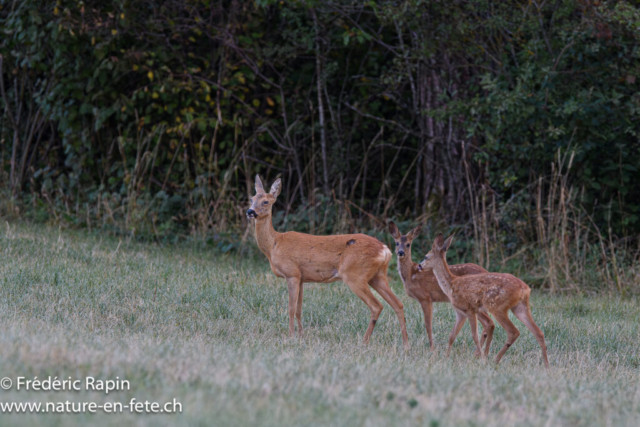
[369,271,410,350]
[342,276,384,345]
[491,309,521,365]
[512,300,549,368]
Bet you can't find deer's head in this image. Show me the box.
[246,175,281,219]
[418,233,454,271]
[388,222,422,260]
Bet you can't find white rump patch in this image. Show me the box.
[378,245,392,264]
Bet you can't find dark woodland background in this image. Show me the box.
[1,1,640,292]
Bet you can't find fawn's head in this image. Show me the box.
[418,233,454,271]
[388,222,422,260]
[246,175,281,219]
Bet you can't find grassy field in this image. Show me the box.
[0,222,639,426]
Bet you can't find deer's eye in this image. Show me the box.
[262,201,269,205]
[396,242,399,246]
[407,243,410,247]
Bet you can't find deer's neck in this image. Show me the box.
[397,254,416,288]
[254,214,278,260]
[430,258,456,298]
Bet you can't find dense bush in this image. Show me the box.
[1,0,639,244]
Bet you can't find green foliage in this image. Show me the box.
[0,0,639,242]
[462,1,640,232]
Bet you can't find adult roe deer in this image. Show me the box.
[419,234,550,368]
[246,175,409,349]
[388,222,495,354]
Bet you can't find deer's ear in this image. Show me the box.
[255,175,265,194]
[442,233,455,252]
[433,233,445,251]
[269,178,282,198]
[408,224,423,240]
[388,221,401,239]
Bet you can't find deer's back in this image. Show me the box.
[405,263,486,303]
[450,263,487,276]
[451,272,530,311]
[271,232,390,283]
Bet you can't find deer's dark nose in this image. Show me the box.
[397,250,405,257]
[246,209,257,219]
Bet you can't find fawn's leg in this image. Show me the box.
[446,309,467,357]
[466,311,484,359]
[369,272,410,350]
[491,310,521,365]
[477,311,495,357]
[512,301,549,368]
[419,299,435,350]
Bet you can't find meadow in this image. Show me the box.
[0,221,639,426]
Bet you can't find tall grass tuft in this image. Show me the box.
[461,148,639,294]
[1,145,638,294]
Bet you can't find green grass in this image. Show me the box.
[0,222,639,426]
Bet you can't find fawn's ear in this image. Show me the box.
[433,233,445,251]
[255,175,265,194]
[269,178,282,198]
[388,221,401,239]
[442,233,455,252]
[408,224,423,240]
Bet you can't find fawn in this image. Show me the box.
[419,233,549,368]
[247,175,409,349]
[389,222,495,354]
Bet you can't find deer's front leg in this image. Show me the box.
[447,309,467,357]
[295,281,304,336]
[286,276,302,337]
[477,311,495,357]
[466,311,484,359]
[418,299,434,350]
